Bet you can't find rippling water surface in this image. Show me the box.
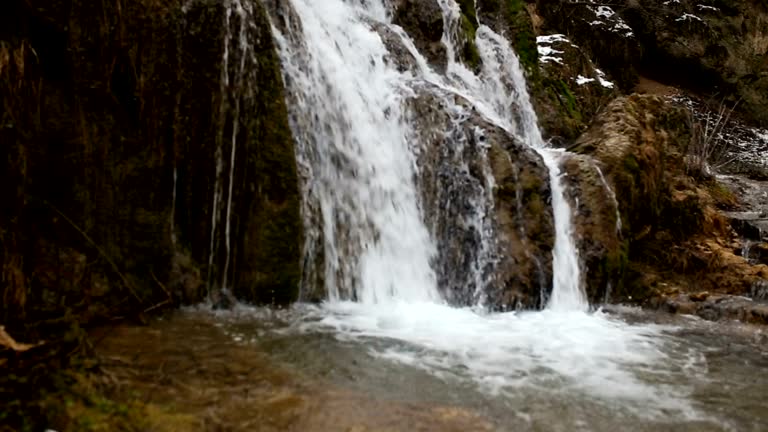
[192,304,768,432]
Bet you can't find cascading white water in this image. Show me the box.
[470,25,586,311]
[274,0,585,308]
[408,6,586,310]
[273,0,439,304]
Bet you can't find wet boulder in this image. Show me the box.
[391,0,447,70]
[408,87,554,309]
[561,154,625,304]
[569,95,701,301]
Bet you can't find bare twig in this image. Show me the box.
[143,299,172,314]
[41,200,145,305]
[150,270,172,300]
[686,97,741,177]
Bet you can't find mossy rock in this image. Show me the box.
[561,154,626,303]
[570,95,727,301]
[457,0,481,70]
[391,0,447,70]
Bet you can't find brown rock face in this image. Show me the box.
[534,0,768,127]
[561,154,625,304]
[569,95,696,301]
[621,0,768,126]
[572,95,693,237]
[487,133,555,309]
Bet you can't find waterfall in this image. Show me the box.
[263,2,696,410]
[470,26,587,311]
[273,0,440,304]
[273,0,585,310]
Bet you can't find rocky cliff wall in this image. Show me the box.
[0,0,302,327]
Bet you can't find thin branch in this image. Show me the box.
[40,199,144,305]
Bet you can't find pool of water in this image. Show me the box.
[94,304,768,431]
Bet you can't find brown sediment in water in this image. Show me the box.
[84,312,494,432]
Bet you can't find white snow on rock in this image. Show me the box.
[574,70,614,89]
[538,33,615,90]
[676,13,704,22]
[697,5,719,12]
[582,3,634,37]
[537,34,568,64]
[595,6,615,18]
[595,69,615,89]
[537,34,569,44]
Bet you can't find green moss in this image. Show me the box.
[708,181,737,208]
[513,28,538,72]
[623,153,640,173]
[543,78,580,120]
[459,10,481,70]
[233,2,302,305]
[457,0,478,26]
[505,0,538,73]
[547,79,581,122]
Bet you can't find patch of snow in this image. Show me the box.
[595,69,615,89]
[598,78,615,89]
[663,0,681,4]
[612,21,634,37]
[697,5,719,12]
[538,46,563,57]
[676,13,704,22]
[595,6,615,19]
[540,55,564,65]
[575,75,595,85]
[537,34,568,65]
[537,34,569,44]
[584,4,635,38]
